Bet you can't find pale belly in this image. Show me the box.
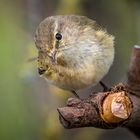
[44,64,106,91]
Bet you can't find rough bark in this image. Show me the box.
[57,45,140,138]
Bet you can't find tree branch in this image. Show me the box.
[57,45,140,138]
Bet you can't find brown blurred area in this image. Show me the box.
[0,0,140,140]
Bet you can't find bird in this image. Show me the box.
[34,15,114,98]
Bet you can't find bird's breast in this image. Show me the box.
[43,59,99,91]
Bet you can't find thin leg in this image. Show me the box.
[99,81,108,92]
[71,90,80,99]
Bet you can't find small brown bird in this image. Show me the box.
[35,15,114,98]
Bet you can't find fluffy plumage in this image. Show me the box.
[35,15,114,91]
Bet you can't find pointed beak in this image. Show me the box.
[38,67,46,75]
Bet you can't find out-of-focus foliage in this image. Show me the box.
[56,0,83,14]
[0,1,41,140]
[0,0,140,140]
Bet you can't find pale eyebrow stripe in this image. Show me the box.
[54,17,64,33]
[47,18,55,48]
[54,19,59,33]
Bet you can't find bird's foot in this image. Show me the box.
[71,90,80,99]
[99,81,109,92]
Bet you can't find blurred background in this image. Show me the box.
[0,0,140,140]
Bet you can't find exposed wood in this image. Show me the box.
[57,45,140,138]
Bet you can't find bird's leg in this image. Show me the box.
[99,81,109,92]
[71,90,80,99]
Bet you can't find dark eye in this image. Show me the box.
[55,33,62,40]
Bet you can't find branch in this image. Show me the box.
[57,45,140,138]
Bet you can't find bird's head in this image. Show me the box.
[34,15,114,76]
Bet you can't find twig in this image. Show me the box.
[57,45,140,138]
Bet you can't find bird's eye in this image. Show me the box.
[55,33,62,41]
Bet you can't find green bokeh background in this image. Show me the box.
[0,0,140,140]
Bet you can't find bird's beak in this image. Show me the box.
[38,67,46,75]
